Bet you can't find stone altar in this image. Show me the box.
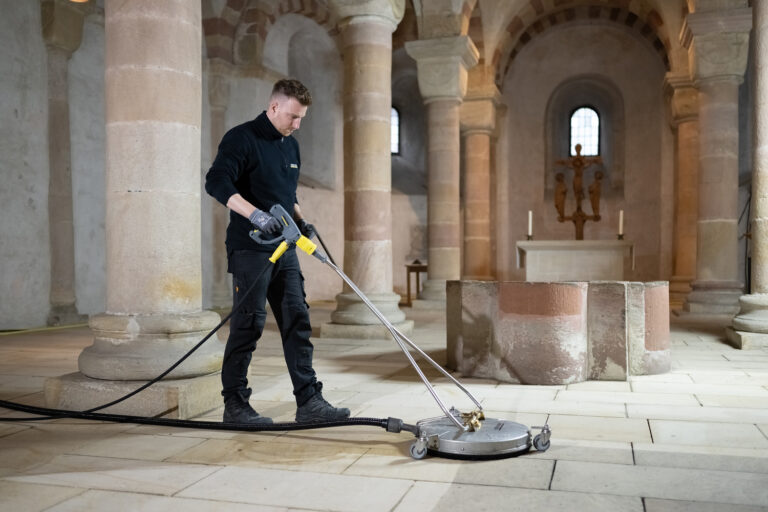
[516,240,634,281]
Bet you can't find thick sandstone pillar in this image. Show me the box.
[665,74,700,307]
[460,67,500,280]
[46,0,222,418]
[41,0,87,326]
[322,1,412,338]
[728,2,768,348]
[681,7,751,315]
[406,36,479,304]
[207,60,232,309]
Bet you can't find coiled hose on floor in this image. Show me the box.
[0,231,419,438]
[0,398,418,435]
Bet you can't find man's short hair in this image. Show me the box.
[271,78,312,106]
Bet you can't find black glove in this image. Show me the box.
[249,208,282,235]
[297,219,316,239]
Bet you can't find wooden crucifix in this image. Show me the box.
[554,144,603,240]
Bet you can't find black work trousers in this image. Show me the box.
[222,248,320,406]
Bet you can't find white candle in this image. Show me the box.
[619,210,624,235]
[528,210,533,236]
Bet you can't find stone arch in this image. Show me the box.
[202,0,245,63]
[493,0,672,87]
[466,0,484,62]
[234,0,339,67]
[460,0,479,35]
[545,74,625,198]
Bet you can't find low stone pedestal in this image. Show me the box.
[447,280,670,384]
[44,371,222,419]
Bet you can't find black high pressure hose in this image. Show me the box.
[0,229,419,437]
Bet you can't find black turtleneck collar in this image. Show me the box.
[253,111,283,141]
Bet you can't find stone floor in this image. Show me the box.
[1,305,767,511]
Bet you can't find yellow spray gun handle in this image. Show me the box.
[268,241,289,263]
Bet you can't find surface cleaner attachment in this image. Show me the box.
[410,410,551,460]
[254,204,552,460]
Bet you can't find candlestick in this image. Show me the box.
[528,210,532,237]
[618,210,624,236]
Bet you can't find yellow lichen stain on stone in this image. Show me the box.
[160,275,201,304]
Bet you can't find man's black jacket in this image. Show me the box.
[205,111,301,254]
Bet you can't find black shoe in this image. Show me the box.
[295,394,351,423]
[223,398,273,424]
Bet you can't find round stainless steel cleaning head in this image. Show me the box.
[413,417,532,460]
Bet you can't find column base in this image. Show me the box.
[47,303,87,327]
[724,327,768,350]
[80,311,223,380]
[44,371,222,419]
[323,291,412,339]
[410,299,447,310]
[668,275,693,309]
[419,279,447,301]
[731,293,768,333]
[682,280,742,316]
[319,319,414,339]
[330,292,406,325]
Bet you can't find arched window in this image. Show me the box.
[570,106,600,156]
[391,107,400,154]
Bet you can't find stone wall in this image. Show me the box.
[0,3,52,328]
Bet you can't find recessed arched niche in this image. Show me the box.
[545,75,625,199]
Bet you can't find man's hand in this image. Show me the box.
[249,208,282,235]
[297,219,316,239]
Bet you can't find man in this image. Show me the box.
[205,79,350,424]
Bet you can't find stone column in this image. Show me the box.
[681,7,752,315]
[45,0,222,418]
[207,59,232,310]
[460,66,500,281]
[321,0,412,338]
[406,35,479,304]
[41,0,88,326]
[728,2,768,348]
[665,74,700,308]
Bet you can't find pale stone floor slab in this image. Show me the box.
[1,308,768,510]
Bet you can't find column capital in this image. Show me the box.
[329,0,404,31]
[405,35,479,102]
[680,7,752,84]
[460,90,501,135]
[664,72,699,124]
[41,0,89,55]
[461,66,501,134]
